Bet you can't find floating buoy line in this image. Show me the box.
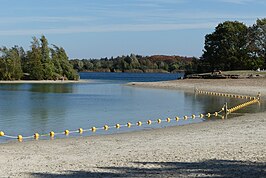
[0,90,260,142]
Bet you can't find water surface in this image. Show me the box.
[0,72,264,142]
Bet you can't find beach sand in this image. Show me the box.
[0,79,266,177]
[128,78,266,96]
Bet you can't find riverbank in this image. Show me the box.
[0,79,89,84]
[0,79,265,177]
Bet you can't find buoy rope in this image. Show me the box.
[0,91,260,142]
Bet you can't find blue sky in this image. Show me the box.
[0,0,265,59]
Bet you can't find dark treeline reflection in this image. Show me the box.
[30,84,74,93]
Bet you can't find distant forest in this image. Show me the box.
[0,36,78,80]
[70,55,197,73]
[70,18,266,74]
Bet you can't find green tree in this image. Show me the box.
[0,46,23,80]
[52,45,78,80]
[247,18,266,69]
[40,35,55,79]
[202,21,249,71]
[28,37,44,80]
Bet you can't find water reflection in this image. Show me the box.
[30,84,74,93]
[0,76,265,142]
[0,84,74,136]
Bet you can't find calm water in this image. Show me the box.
[0,72,264,142]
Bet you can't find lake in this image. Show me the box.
[0,72,263,142]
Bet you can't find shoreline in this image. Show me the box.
[0,79,90,84]
[127,78,266,96]
[0,78,265,177]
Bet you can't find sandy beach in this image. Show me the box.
[0,79,266,177]
[128,78,266,96]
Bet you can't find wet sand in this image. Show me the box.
[0,79,265,177]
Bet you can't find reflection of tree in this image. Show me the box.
[30,84,73,93]
[0,83,73,136]
[28,84,72,134]
[185,92,265,115]
[184,92,237,115]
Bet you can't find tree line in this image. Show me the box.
[196,18,266,73]
[70,54,195,73]
[0,35,78,80]
[1,18,265,81]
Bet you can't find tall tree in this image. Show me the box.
[28,37,44,80]
[0,46,23,80]
[202,21,249,71]
[52,45,78,80]
[247,18,266,68]
[40,35,55,79]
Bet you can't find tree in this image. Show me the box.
[202,21,249,71]
[40,35,55,79]
[247,18,266,69]
[52,45,78,80]
[28,37,44,80]
[0,46,23,80]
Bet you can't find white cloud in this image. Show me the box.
[0,22,217,36]
[216,0,264,4]
[0,16,97,24]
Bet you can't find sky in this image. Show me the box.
[0,0,265,59]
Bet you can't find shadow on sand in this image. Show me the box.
[31,159,266,178]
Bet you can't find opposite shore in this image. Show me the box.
[0,79,89,84]
[0,78,265,177]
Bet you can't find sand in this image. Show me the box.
[0,79,266,177]
[128,78,266,96]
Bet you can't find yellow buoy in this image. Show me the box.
[79,128,83,134]
[91,127,96,132]
[183,116,188,120]
[34,133,39,140]
[214,112,218,117]
[17,135,23,142]
[64,130,69,136]
[137,121,142,126]
[0,131,4,136]
[147,120,152,125]
[200,114,204,118]
[175,116,179,121]
[157,119,162,123]
[104,125,109,130]
[207,113,211,117]
[50,131,55,138]
[50,131,54,137]
[192,115,196,119]
[166,118,171,122]
[127,122,131,128]
[116,124,120,129]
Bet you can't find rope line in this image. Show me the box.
[0,91,260,142]
[195,89,260,101]
[0,111,223,142]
